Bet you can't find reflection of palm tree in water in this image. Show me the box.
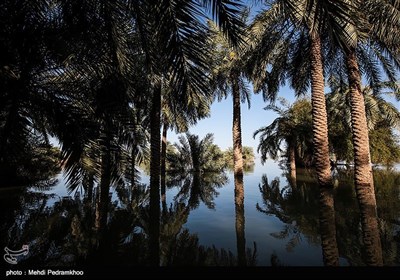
[171,171,228,210]
[168,171,257,265]
[257,174,340,262]
[318,186,339,266]
[257,176,307,255]
[160,202,190,265]
[277,169,339,264]
[258,170,387,265]
[234,175,246,266]
[358,193,383,265]
[333,167,383,265]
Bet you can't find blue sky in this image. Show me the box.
[167,85,298,155]
[167,82,400,157]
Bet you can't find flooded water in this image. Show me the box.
[1,160,399,271]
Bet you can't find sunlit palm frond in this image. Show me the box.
[201,0,246,47]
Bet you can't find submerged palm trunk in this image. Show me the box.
[309,34,332,188]
[231,72,244,177]
[189,172,201,209]
[346,48,383,266]
[319,187,339,266]
[234,174,246,266]
[149,82,162,266]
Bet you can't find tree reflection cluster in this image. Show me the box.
[1,165,399,266]
[257,167,400,266]
[0,168,256,266]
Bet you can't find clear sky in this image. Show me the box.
[167,81,400,157]
[167,85,298,156]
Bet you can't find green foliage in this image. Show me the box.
[208,19,251,107]
[257,90,400,166]
[167,133,226,173]
[223,146,255,170]
[369,124,400,165]
[0,0,245,190]
[254,98,314,167]
[327,82,400,164]
[0,132,61,186]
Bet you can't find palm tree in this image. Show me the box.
[167,132,226,173]
[327,2,400,265]
[364,0,400,56]
[253,98,313,172]
[249,2,398,265]
[160,83,212,177]
[249,2,359,268]
[327,81,400,164]
[223,146,256,172]
[131,2,244,264]
[248,0,356,188]
[208,20,250,177]
[160,83,211,205]
[0,0,69,185]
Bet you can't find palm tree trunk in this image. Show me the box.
[309,34,332,188]
[39,115,50,146]
[289,143,296,172]
[131,114,137,189]
[161,122,168,178]
[86,173,94,203]
[131,148,136,189]
[161,122,168,208]
[319,187,339,266]
[234,174,246,266]
[287,143,297,187]
[95,132,112,231]
[231,73,243,177]
[345,47,383,266]
[149,82,161,266]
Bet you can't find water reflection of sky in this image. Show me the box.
[182,159,324,266]
[18,159,400,266]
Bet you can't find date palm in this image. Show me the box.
[0,0,71,185]
[328,1,400,265]
[248,0,357,188]
[208,20,250,177]
[249,1,361,266]
[167,132,226,173]
[279,1,399,265]
[160,82,211,183]
[327,81,400,164]
[254,98,313,171]
[131,1,244,264]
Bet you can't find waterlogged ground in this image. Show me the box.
[1,159,400,267]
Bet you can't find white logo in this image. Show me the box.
[4,245,29,265]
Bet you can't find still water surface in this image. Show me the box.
[1,160,399,266]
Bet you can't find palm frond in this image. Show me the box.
[201,0,246,46]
